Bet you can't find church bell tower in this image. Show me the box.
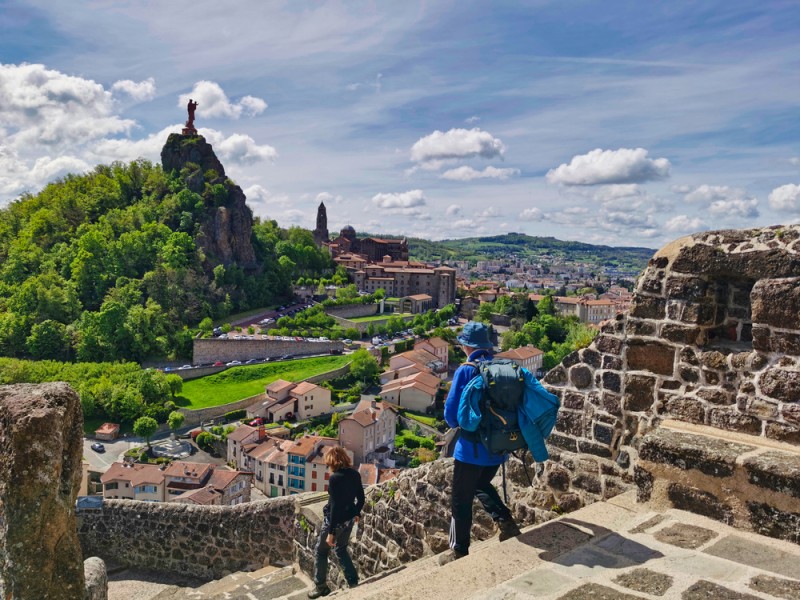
[313,201,329,246]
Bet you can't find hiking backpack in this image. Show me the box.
[458,359,527,455]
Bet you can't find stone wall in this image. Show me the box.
[193,338,344,365]
[536,225,800,538]
[77,497,297,580]
[325,304,379,319]
[179,392,267,427]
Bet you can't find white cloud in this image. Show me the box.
[440,166,519,181]
[445,204,462,217]
[593,184,642,202]
[372,189,426,209]
[0,63,133,148]
[316,191,343,204]
[790,157,800,167]
[477,207,501,218]
[546,148,670,185]
[178,81,267,119]
[682,184,759,219]
[768,184,800,212]
[671,184,692,194]
[664,215,708,232]
[519,208,544,221]
[281,209,306,223]
[465,116,480,124]
[452,218,478,228]
[111,77,156,102]
[708,198,759,218]
[410,128,505,166]
[202,131,277,164]
[684,184,742,204]
[243,184,270,204]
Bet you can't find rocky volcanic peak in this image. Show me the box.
[161,133,257,268]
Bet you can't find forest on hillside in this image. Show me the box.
[405,232,654,271]
[0,159,332,363]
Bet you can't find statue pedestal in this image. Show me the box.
[182,126,198,136]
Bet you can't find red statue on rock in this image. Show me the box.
[183,98,199,135]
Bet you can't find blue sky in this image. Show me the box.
[2,0,800,247]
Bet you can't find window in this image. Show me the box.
[105,482,119,491]
[324,472,330,480]
[312,483,317,492]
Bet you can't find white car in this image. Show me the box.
[226,360,242,366]
[320,337,330,342]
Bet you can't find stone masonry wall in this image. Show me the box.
[535,225,800,539]
[77,497,297,580]
[325,304,379,319]
[193,338,344,365]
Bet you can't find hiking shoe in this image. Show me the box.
[347,580,359,589]
[308,584,331,598]
[438,549,467,566]
[498,519,521,541]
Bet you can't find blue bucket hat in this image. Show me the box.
[456,321,493,349]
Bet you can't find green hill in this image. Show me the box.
[406,233,654,271]
[0,134,332,363]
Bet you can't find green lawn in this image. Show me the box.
[177,355,351,409]
[401,411,438,427]
[348,312,413,323]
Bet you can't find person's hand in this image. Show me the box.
[326,533,335,546]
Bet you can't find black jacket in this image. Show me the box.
[324,467,365,529]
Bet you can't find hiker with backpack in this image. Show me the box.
[439,321,560,566]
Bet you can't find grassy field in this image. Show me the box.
[177,355,351,409]
[212,305,278,327]
[401,411,438,427]
[348,312,413,323]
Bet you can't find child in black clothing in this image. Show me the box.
[308,446,364,598]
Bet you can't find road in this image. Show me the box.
[83,437,140,471]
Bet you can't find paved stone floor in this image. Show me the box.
[471,498,800,600]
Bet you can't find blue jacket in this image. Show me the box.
[444,350,506,466]
[453,356,560,462]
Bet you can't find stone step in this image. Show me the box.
[324,491,655,600]
[149,565,308,600]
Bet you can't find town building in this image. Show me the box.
[248,380,332,423]
[380,370,440,413]
[243,434,345,497]
[338,399,397,466]
[357,463,401,486]
[94,422,120,441]
[312,200,329,246]
[352,259,456,309]
[386,347,446,379]
[495,344,544,373]
[414,337,449,372]
[100,461,251,506]
[227,424,264,468]
[528,294,620,324]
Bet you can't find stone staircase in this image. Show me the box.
[139,491,800,600]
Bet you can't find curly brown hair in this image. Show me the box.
[324,446,352,472]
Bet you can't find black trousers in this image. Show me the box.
[449,459,512,554]
[313,517,358,586]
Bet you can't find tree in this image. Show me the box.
[167,410,185,433]
[199,317,213,333]
[26,319,71,360]
[537,294,556,316]
[349,348,380,383]
[165,373,183,396]
[133,416,158,448]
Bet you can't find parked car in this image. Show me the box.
[178,364,192,370]
[319,337,330,342]
[213,361,224,366]
[343,339,353,344]
[245,358,258,364]
[249,417,265,427]
[90,443,105,453]
[226,360,242,366]
[280,354,294,361]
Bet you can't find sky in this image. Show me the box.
[2,1,800,248]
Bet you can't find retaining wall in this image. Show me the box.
[325,304,379,319]
[193,339,344,365]
[77,498,297,580]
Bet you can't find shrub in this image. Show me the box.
[195,431,213,450]
[224,409,247,422]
